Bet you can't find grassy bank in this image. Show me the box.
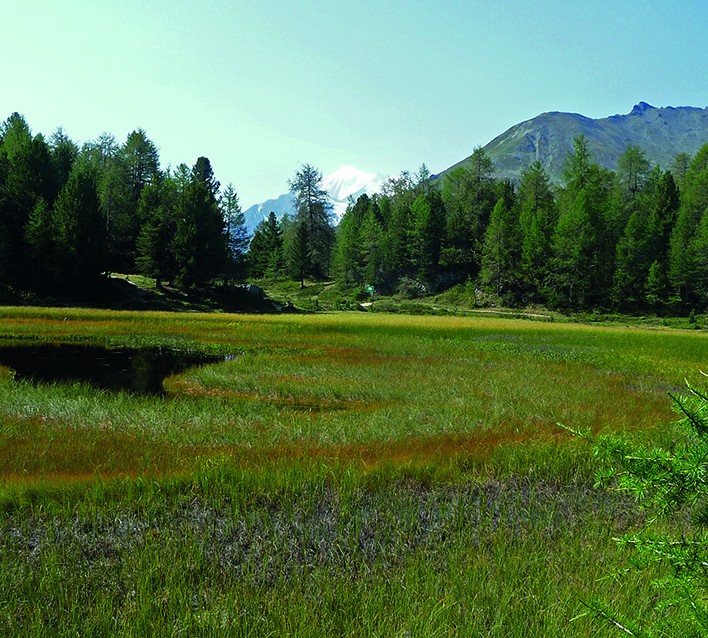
[0,307,705,635]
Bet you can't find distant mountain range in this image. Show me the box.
[243,166,386,232]
[244,103,708,231]
[438,102,708,183]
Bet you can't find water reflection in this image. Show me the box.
[0,343,222,396]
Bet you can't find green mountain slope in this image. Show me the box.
[439,102,708,182]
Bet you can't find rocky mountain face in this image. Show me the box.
[439,102,708,183]
[243,166,386,232]
[243,192,294,233]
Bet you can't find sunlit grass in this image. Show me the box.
[0,306,705,635]
[0,307,701,481]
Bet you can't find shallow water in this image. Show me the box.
[0,343,221,396]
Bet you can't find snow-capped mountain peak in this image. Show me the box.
[321,165,386,204]
[243,165,387,232]
[321,166,386,222]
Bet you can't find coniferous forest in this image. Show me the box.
[0,113,248,296]
[1,112,707,313]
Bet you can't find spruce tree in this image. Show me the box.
[248,212,284,279]
[0,114,54,285]
[221,183,249,283]
[173,157,228,287]
[287,219,309,288]
[643,171,680,309]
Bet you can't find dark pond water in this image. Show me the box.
[0,343,223,396]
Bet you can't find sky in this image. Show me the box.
[2,0,707,207]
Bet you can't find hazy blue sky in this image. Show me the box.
[2,0,706,206]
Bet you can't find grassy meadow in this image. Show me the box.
[0,306,706,636]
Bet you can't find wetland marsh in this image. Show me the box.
[0,306,705,636]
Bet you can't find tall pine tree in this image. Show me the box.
[288,164,334,280]
[549,136,611,309]
[480,193,520,302]
[174,157,228,287]
[52,168,107,286]
[135,173,178,288]
[248,211,285,279]
[221,183,249,284]
[517,162,556,303]
[669,143,708,309]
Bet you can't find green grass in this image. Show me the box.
[0,306,706,635]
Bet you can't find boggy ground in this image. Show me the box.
[0,307,705,636]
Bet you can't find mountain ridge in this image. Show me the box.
[244,103,708,230]
[439,102,708,183]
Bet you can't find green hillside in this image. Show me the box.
[440,102,708,183]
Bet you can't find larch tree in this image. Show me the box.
[480,190,520,302]
[52,168,107,285]
[48,128,78,204]
[442,148,496,274]
[670,151,692,191]
[517,162,557,303]
[24,197,54,287]
[112,129,161,271]
[288,164,334,279]
[616,145,651,202]
[669,143,708,309]
[336,194,370,287]
[135,174,178,288]
[360,197,386,289]
[550,136,612,309]
[410,190,446,283]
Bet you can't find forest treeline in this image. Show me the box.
[0,113,248,293]
[252,138,708,313]
[1,112,706,312]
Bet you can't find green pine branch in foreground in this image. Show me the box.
[567,375,708,636]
